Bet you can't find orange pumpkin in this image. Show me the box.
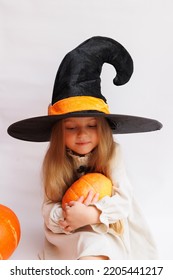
[0,204,21,260]
[62,173,112,208]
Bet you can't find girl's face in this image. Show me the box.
[64,117,99,155]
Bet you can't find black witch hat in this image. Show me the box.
[7,36,162,142]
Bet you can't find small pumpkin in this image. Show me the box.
[0,204,21,260]
[62,173,112,208]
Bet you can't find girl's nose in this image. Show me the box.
[77,127,87,137]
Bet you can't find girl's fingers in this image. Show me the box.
[65,191,99,207]
[65,226,72,232]
[82,190,92,205]
[65,201,75,207]
[77,196,84,203]
[91,192,99,203]
[59,219,68,228]
[83,190,98,205]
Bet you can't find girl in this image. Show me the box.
[41,116,124,260]
[7,36,162,259]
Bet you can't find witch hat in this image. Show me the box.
[7,36,162,142]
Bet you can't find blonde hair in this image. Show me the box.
[43,117,115,201]
[42,116,123,235]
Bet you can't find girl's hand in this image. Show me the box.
[59,190,100,232]
[77,189,99,205]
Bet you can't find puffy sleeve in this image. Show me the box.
[91,143,133,233]
[42,198,70,234]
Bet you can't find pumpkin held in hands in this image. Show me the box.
[0,204,21,260]
[62,173,112,208]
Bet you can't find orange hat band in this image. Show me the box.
[48,96,110,115]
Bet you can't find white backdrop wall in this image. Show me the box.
[0,0,172,259]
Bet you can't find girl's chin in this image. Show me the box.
[73,149,91,156]
[70,147,94,156]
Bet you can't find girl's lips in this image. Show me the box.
[76,142,90,145]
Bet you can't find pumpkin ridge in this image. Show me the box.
[67,187,79,200]
[80,177,97,193]
[1,215,20,246]
[7,219,18,247]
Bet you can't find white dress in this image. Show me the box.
[39,144,158,260]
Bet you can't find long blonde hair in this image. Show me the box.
[42,117,115,202]
[42,116,124,235]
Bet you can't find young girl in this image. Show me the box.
[41,116,124,260]
[7,36,162,259]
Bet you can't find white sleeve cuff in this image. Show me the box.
[90,201,110,233]
[48,203,71,234]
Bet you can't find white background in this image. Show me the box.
[0,0,172,260]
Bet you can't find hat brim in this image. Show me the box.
[7,111,162,142]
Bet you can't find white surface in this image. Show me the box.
[0,0,172,259]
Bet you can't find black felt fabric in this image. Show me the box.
[52,36,133,104]
[7,112,162,142]
[7,36,162,142]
